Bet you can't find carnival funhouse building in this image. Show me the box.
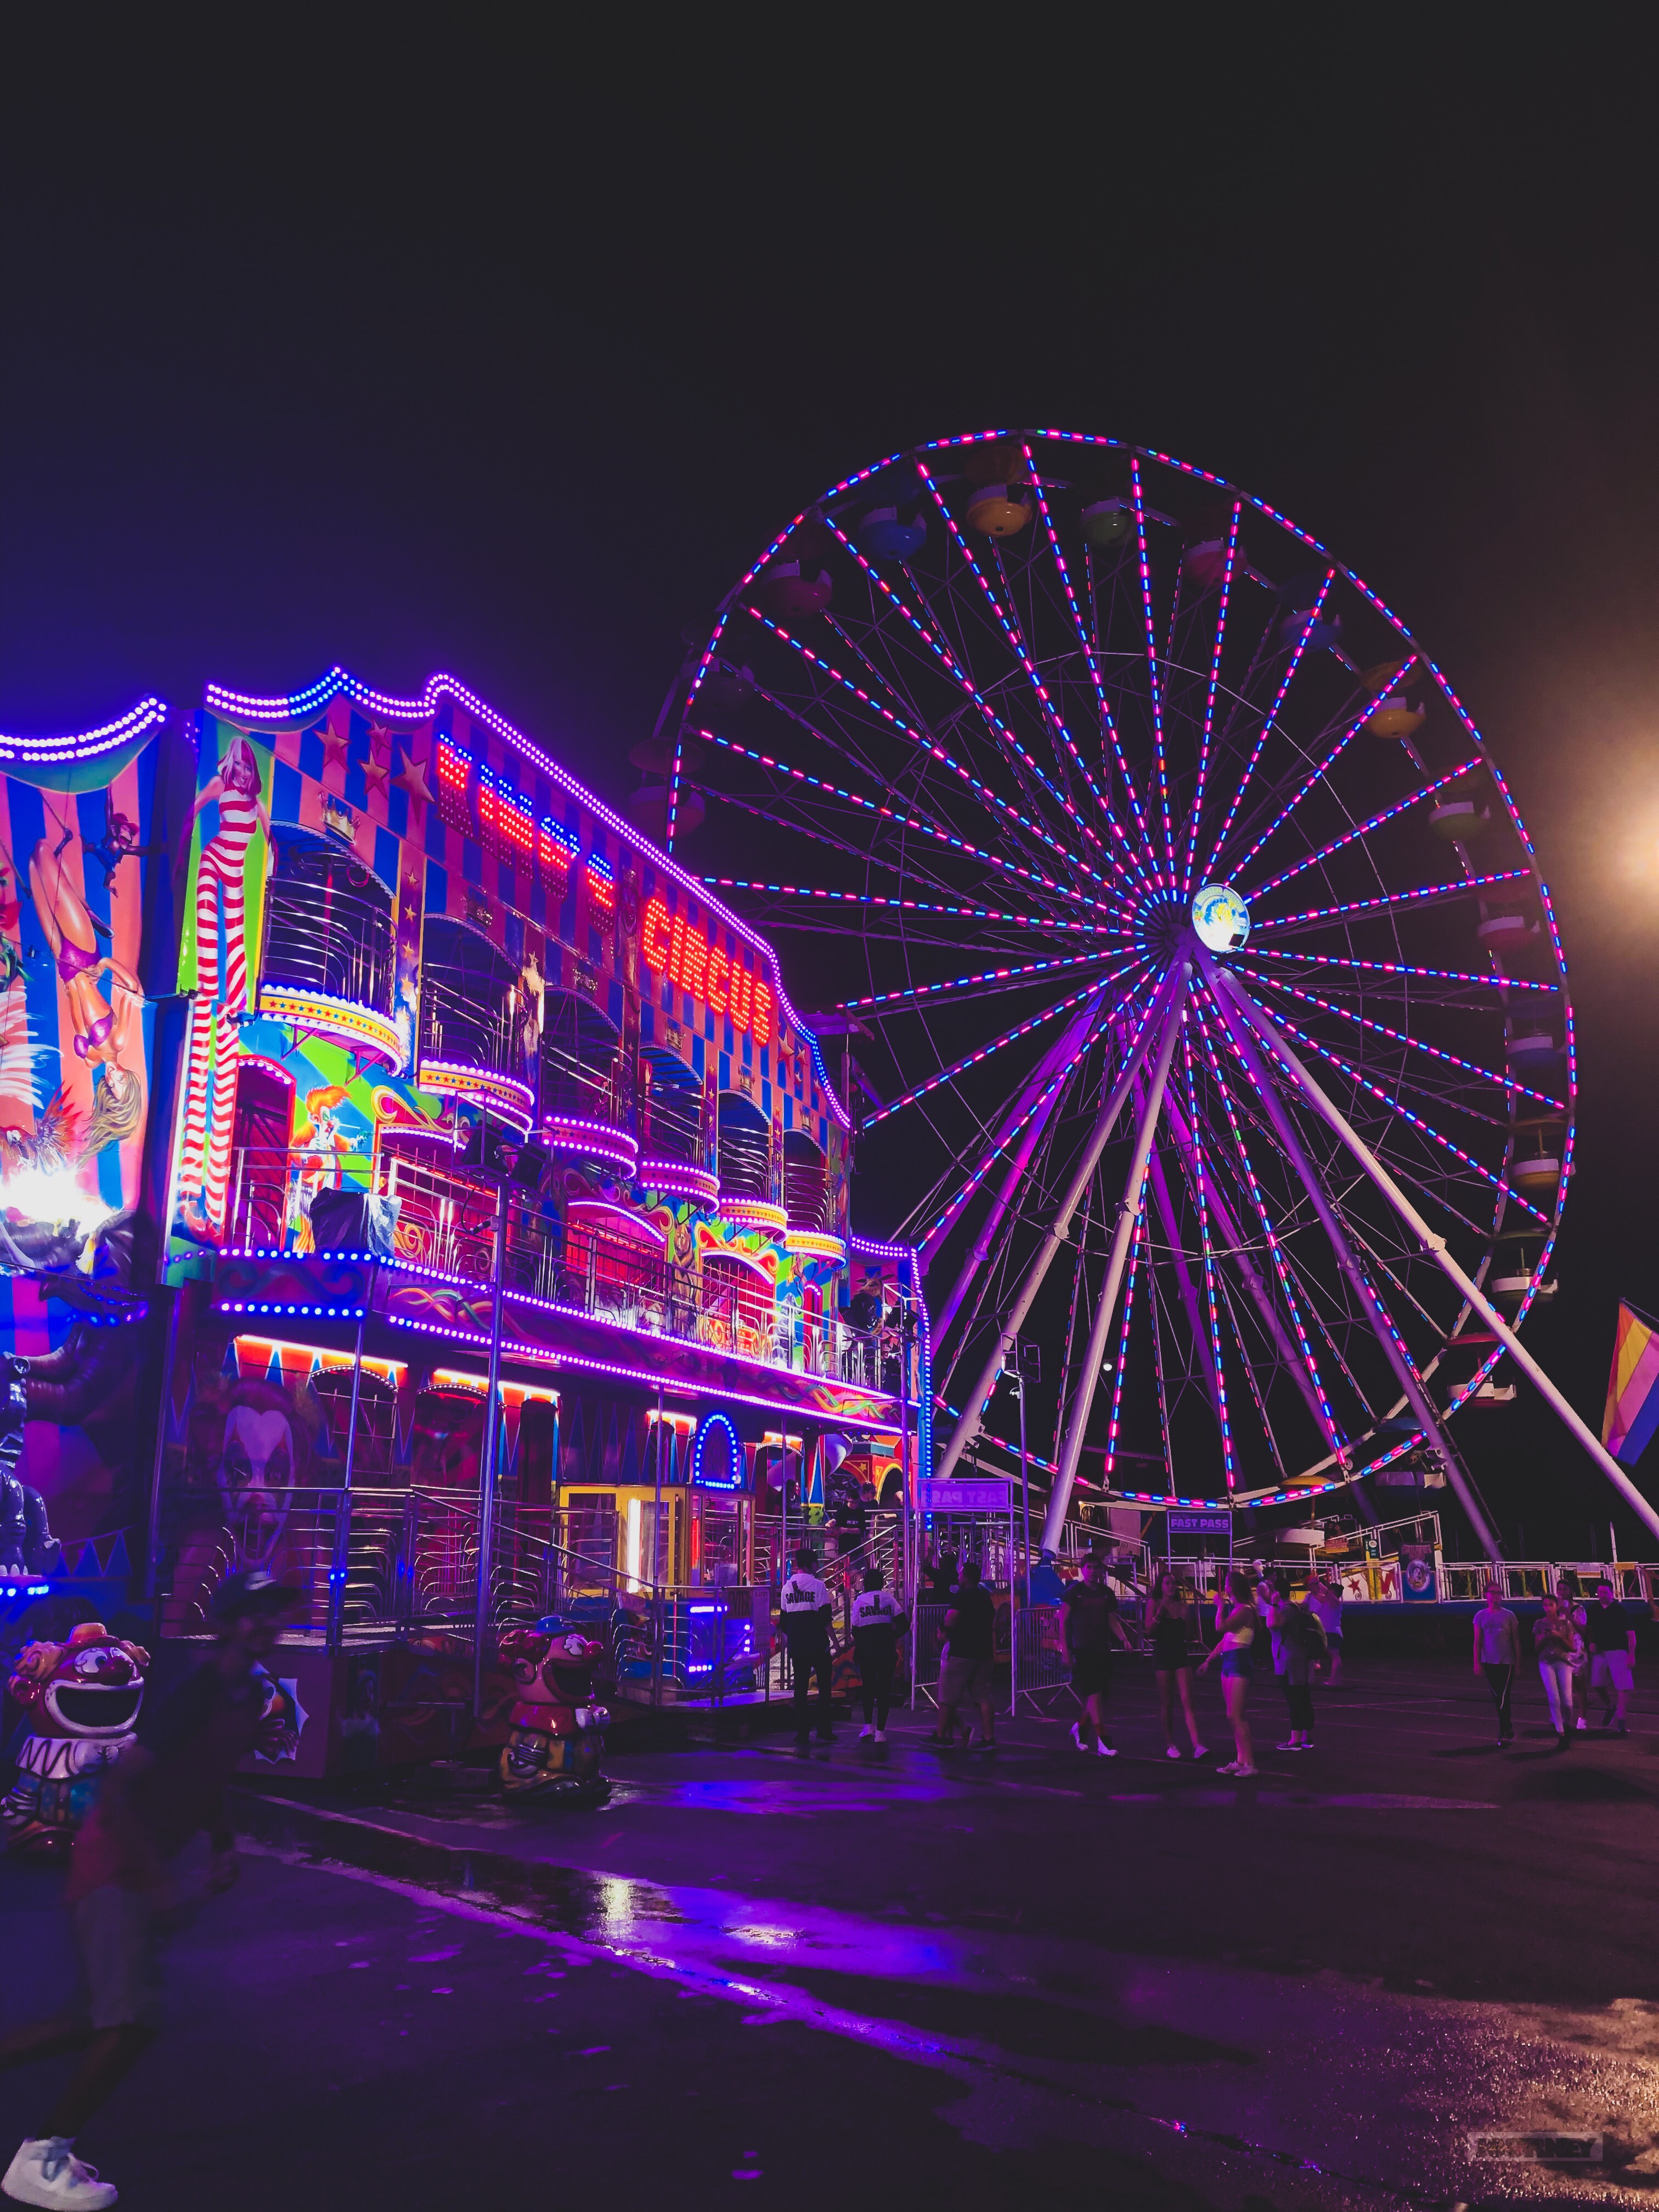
[2,669,928,1774]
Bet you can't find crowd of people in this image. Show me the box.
[785,1541,1652,1776]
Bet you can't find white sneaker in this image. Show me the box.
[1216,1759,1239,1774]
[1165,1744,1182,1760]
[1070,1722,1086,1752]
[3,2137,119,2208]
[1094,1740,1118,1758]
[872,1729,887,1743]
[1576,1716,1587,1731]
[1191,1744,1210,1760]
[858,1725,874,1739]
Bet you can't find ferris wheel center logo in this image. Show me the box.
[1191,884,1251,952]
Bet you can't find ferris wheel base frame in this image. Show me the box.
[932,933,1652,1562]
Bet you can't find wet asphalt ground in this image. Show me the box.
[5,1653,1659,2208]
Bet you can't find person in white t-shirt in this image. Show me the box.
[850,1567,907,1742]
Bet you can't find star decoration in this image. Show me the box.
[320,723,352,775]
[367,723,402,760]
[362,756,391,798]
[393,748,435,815]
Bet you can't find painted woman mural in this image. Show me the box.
[177,733,273,1239]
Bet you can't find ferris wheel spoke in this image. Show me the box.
[836,947,1118,1014]
[1231,989,1551,1223]
[1236,964,1568,1113]
[860,976,1133,1132]
[1018,441,1156,863]
[1130,456,1179,882]
[1251,866,1532,937]
[912,456,1122,844]
[826,520,1132,865]
[668,605,738,851]
[1241,945,1561,1000]
[1244,755,1486,901]
[1223,658,1420,879]
[695,783,962,898]
[697,878,1132,949]
[690,724,1114,909]
[1181,503,1243,898]
[741,603,1139,903]
[1101,1177,1151,1483]
[1196,572,1339,882]
[1219,1274,1290,1483]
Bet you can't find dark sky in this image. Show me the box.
[4,25,1657,1549]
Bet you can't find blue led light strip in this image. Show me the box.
[1251,867,1531,936]
[1244,755,1484,901]
[1223,656,1417,881]
[861,971,1140,1131]
[1131,454,1177,883]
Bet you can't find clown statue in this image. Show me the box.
[2,1622,150,1857]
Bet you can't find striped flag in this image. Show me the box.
[1603,1302,1659,1466]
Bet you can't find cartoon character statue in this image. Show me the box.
[497,1623,610,1800]
[2,1621,150,1856]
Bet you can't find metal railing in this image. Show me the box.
[263,861,394,1014]
[223,1142,909,1394]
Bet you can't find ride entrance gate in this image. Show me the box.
[911,1476,1019,1714]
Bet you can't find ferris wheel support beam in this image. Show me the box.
[927,992,1103,1352]
[1199,955,1504,1561]
[1216,968,1659,1551]
[1040,967,1192,1550]
[934,962,1187,1487]
[1138,1084,1224,1422]
[1162,1087,1347,1470]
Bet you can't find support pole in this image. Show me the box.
[326,1272,373,1653]
[1041,966,1190,1550]
[1200,958,1503,1560]
[1216,966,1659,1550]
[936,960,1187,1484]
[473,1178,509,1719]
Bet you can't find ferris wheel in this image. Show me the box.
[648,430,1651,1555]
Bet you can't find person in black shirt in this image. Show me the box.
[1584,1580,1637,1733]
[1060,1554,1130,1756]
[934,1560,998,1752]
[777,1545,836,1747]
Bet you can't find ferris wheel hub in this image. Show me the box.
[1191,883,1251,953]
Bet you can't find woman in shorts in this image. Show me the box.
[1197,1569,1260,1776]
[1148,1571,1206,1761]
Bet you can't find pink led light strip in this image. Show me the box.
[1131,455,1177,883]
[1251,867,1531,935]
[1179,1015,1237,1488]
[200,665,851,1132]
[1181,503,1242,898]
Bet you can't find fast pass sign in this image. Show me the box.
[642,896,775,1046]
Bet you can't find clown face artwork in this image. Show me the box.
[2,1621,150,1857]
[218,1397,300,1570]
[496,1624,609,1799]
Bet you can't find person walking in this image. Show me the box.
[1583,1579,1637,1734]
[1,1570,300,2210]
[1266,1583,1324,1752]
[1472,1579,1521,1745]
[1197,1568,1260,1776]
[1532,1592,1576,1749]
[779,1544,836,1748]
[1308,1568,1346,1686]
[934,1559,999,1752]
[1147,1570,1206,1760]
[1059,1552,1130,1758]
[850,1566,905,1742]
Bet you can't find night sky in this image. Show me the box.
[4,26,1656,1553]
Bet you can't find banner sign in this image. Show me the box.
[918,1477,1011,1514]
[1167,1511,1231,1536]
